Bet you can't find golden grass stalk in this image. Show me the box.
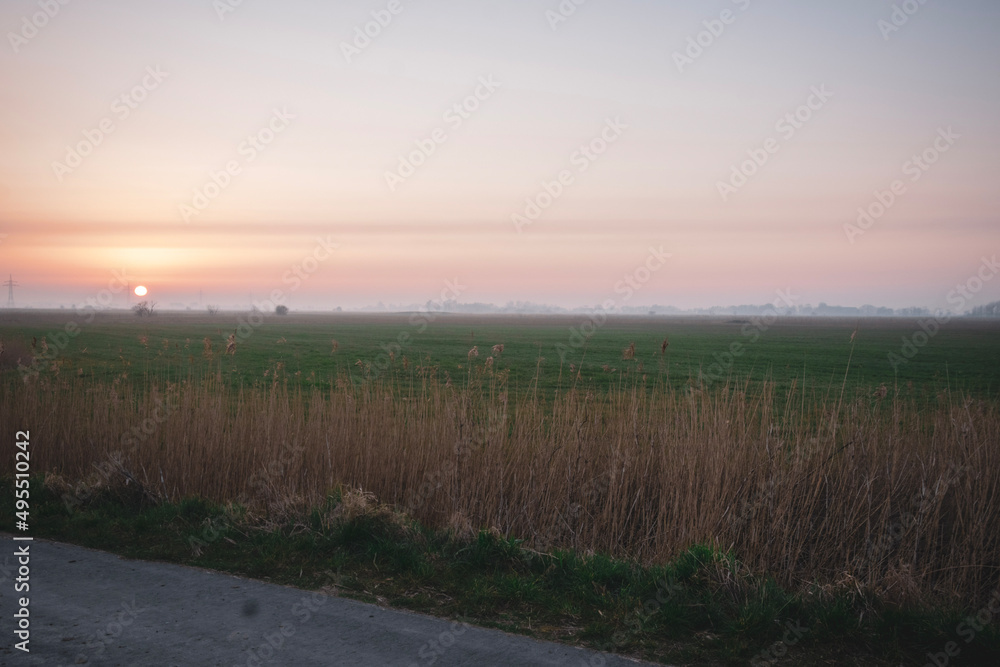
[3,371,998,610]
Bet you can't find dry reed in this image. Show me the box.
[3,367,998,610]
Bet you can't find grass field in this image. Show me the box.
[3,310,1000,665]
[3,310,1000,397]
[8,478,997,667]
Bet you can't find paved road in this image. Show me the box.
[0,536,657,666]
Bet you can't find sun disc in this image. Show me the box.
[134,285,148,297]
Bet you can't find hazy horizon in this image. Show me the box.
[2,0,999,312]
[3,291,995,317]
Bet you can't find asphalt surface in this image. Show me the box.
[0,536,657,666]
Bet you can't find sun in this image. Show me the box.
[134,285,148,297]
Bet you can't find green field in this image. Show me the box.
[5,309,1000,665]
[3,310,999,397]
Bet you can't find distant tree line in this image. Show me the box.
[968,301,1000,318]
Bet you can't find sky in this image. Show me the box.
[1,0,998,311]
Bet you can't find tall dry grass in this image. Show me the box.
[2,364,998,609]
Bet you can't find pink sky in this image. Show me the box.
[1,0,998,311]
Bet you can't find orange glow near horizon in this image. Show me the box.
[1,2,998,311]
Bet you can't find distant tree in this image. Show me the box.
[968,301,1000,318]
[206,305,220,316]
[275,305,289,316]
[132,301,156,317]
